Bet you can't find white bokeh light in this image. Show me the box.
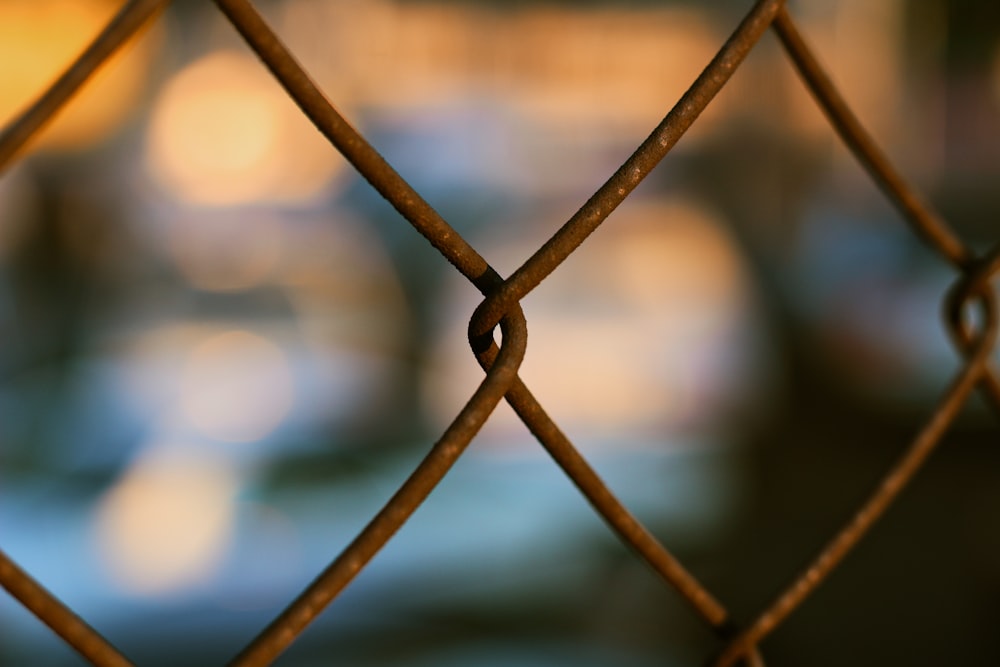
[93,445,238,596]
[145,50,343,205]
[179,330,295,443]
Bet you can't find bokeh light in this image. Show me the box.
[179,330,294,443]
[93,444,238,596]
[145,50,344,206]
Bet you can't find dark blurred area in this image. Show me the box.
[1,0,999,665]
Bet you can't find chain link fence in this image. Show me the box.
[1,0,998,665]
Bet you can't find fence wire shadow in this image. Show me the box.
[1,0,998,665]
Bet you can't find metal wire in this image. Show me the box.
[0,0,996,665]
[0,549,135,667]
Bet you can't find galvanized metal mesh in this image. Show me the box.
[1,0,998,665]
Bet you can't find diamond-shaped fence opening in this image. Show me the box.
[1,0,998,665]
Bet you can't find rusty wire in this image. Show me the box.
[0,549,135,667]
[0,0,997,665]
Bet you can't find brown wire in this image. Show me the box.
[0,549,135,667]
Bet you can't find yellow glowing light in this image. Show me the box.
[0,0,158,152]
[145,50,342,205]
[179,330,294,442]
[168,212,284,292]
[93,446,237,595]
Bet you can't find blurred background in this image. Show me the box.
[1,0,999,665]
